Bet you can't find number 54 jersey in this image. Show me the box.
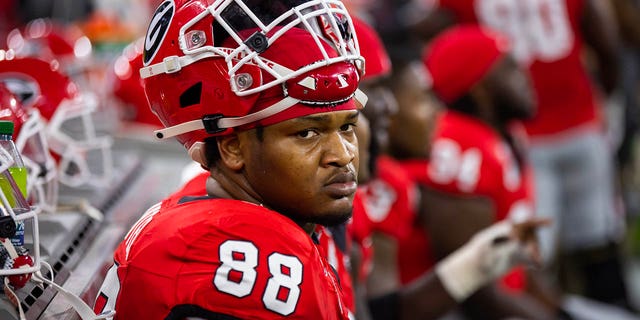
[403,109,535,223]
[93,195,351,319]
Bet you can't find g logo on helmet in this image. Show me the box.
[144,0,175,66]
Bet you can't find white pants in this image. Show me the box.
[528,127,624,264]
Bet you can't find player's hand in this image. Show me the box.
[510,217,551,268]
[435,218,551,302]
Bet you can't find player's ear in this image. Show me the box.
[188,141,208,168]
[217,134,245,171]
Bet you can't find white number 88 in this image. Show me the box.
[214,240,303,316]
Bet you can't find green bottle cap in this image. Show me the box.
[0,121,14,135]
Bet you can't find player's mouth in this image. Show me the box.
[324,172,357,198]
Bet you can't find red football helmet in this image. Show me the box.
[0,57,113,189]
[6,19,93,79]
[142,0,367,156]
[352,16,391,81]
[0,83,58,213]
[108,38,162,127]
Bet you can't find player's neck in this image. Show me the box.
[207,168,264,206]
[302,223,316,236]
[206,175,233,199]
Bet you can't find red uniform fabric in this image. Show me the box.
[436,0,601,136]
[315,225,355,312]
[349,190,375,282]
[349,156,431,284]
[352,156,418,240]
[172,172,357,312]
[173,170,209,200]
[404,110,534,222]
[401,110,534,290]
[94,175,351,319]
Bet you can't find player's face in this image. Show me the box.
[361,83,397,155]
[360,81,397,179]
[241,109,360,226]
[389,66,443,159]
[486,55,535,121]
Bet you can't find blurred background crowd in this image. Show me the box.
[1,0,640,319]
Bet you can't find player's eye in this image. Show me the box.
[340,123,356,132]
[297,129,319,139]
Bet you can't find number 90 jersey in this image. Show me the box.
[94,193,351,319]
[437,0,599,136]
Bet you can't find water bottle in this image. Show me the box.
[0,121,29,247]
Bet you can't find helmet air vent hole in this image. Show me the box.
[179,82,202,108]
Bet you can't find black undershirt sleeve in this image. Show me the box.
[367,291,400,320]
[165,304,242,320]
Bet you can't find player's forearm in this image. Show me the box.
[397,272,457,320]
[612,0,640,47]
[382,270,555,320]
[461,285,555,320]
[366,273,456,320]
[582,0,621,95]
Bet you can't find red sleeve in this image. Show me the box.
[353,157,418,242]
[371,157,419,239]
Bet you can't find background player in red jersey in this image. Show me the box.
[411,0,632,310]
[406,25,556,319]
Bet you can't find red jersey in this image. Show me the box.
[437,0,602,136]
[351,156,418,241]
[401,110,534,290]
[94,178,351,319]
[168,172,357,313]
[349,156,433,284]
[315,225,355,312]
[404,110,535,221]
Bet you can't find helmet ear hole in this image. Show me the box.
[179,82,203,108]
